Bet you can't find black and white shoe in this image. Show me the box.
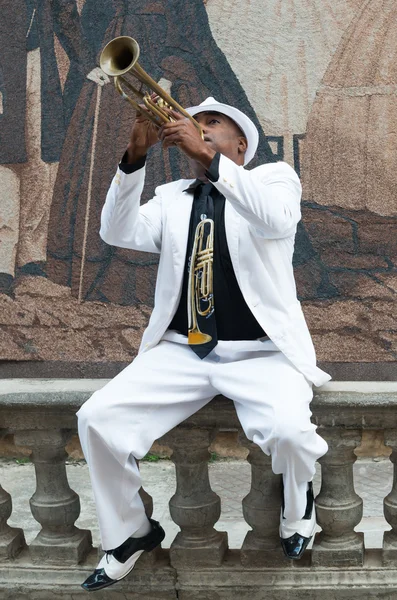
[279,482,316,560]
[81,518,165,592]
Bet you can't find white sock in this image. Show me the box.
[130,516,152,538]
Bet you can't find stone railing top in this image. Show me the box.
[0,379,397,430]
[0,378,108,396]
[1,378,397,394]
[320,382,397,394]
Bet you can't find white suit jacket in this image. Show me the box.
[100,153,331,387]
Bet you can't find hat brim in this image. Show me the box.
[185,102,259,166]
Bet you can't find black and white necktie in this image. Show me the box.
[188,183,218,359]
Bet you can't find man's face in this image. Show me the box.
[192,111,247,168]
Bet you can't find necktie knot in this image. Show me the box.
[202,182,214,195]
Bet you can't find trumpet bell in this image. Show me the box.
[100,36,140,77]
[98,35,204,135]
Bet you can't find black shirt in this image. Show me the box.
[119,152,267,341]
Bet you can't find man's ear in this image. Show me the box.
[238,136,248,155]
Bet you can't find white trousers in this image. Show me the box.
[77,335,328,550]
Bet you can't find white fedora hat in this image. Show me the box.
[186,97,259,166]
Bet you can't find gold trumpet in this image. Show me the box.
[187,219,215,345]
[99,36,203,136]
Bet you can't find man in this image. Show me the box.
[77,97,331,592]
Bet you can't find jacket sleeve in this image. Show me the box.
[100,165,162,253]
[212,155,302,239]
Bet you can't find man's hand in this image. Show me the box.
[158,110,216,168]
[126,97,160,163]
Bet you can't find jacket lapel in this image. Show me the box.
[167,186,194,278]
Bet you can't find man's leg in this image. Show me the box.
[77,340,217,591]
[208,344,327,557]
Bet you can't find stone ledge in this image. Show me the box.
[0,548,176,600]
[3,550,397,600]
[176,549,397,599]
[0,379,394,459]
[1,380,397,432]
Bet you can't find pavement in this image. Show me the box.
[0,457,393,549]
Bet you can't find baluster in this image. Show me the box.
[139,486,153,519]
[97,479,156,564]
[312,427,364,567]
[240,438,286,566]
[136,458,154,519]
[14,430,92,564]
[0,430,25,559]
[383,430,397,566]
[0,484,26,560]
[167,428,228,567]
[134,485,160,568]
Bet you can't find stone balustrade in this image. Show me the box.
[1,380,397,599]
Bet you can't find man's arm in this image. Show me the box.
[100,164,162,253]
[158,111,301,239]
[100,109,163,252]
[208,156,302,239]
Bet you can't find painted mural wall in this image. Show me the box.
[0,0,395,378]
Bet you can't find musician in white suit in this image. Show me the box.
[78,97,331,592]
